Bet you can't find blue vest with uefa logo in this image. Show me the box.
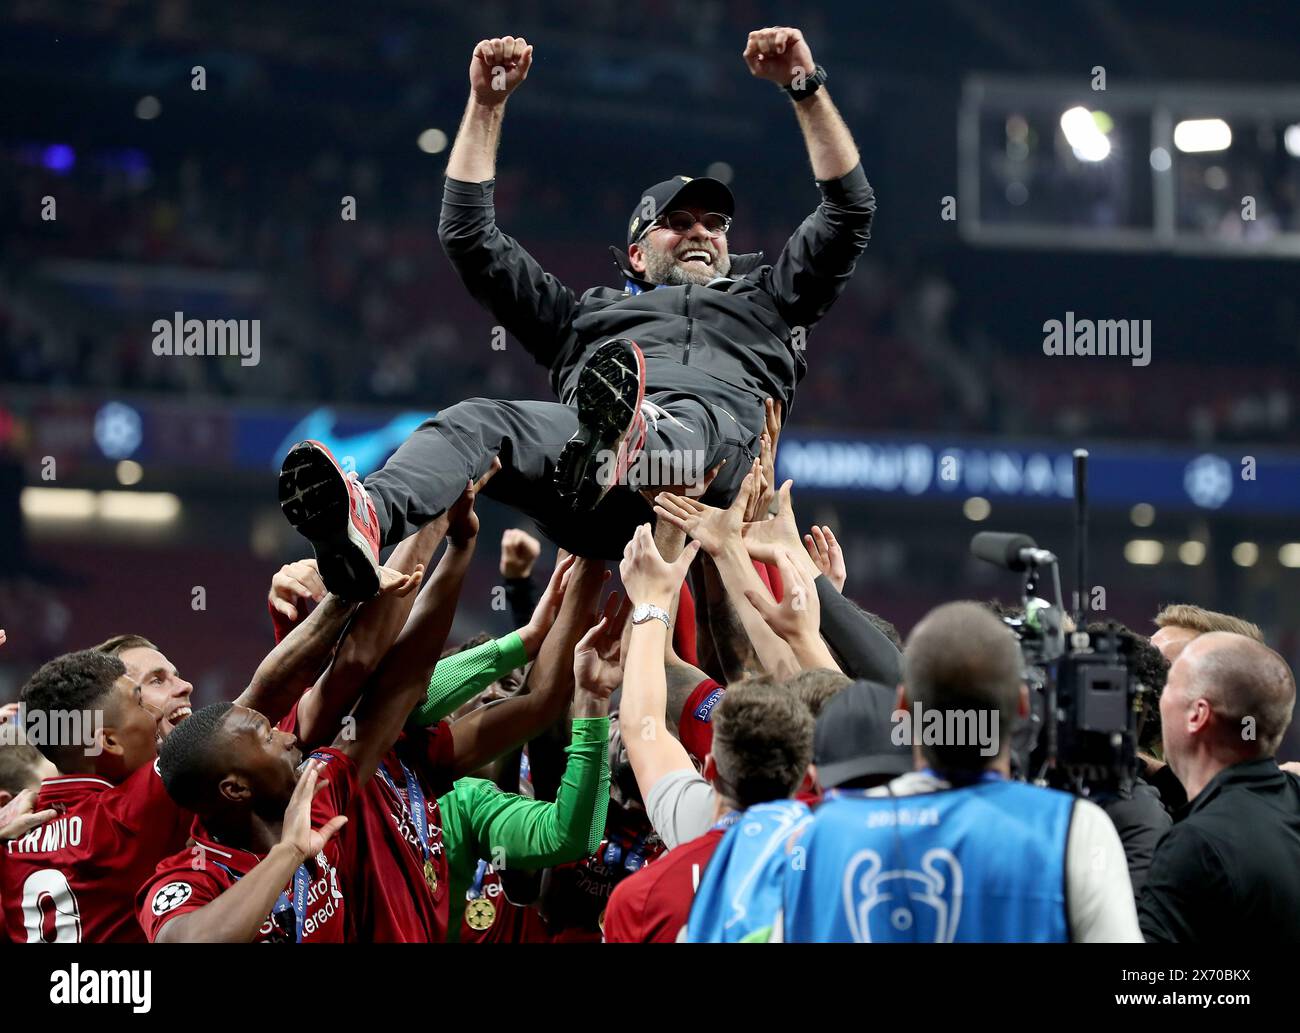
[783,776,1074,943]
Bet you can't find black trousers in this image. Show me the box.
[365,393,759,559]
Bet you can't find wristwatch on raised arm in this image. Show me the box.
[630,603,671,630]
[785,64,828,102]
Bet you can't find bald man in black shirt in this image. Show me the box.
[1139,632,1300,942]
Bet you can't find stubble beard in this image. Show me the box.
[641,240,731,287]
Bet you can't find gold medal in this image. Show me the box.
[466,898,497,931]
[424,859,439,895]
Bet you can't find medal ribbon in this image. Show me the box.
[211,859,310,943]
[377,760,433,868]
[468,858,490,901]
[606,829,653,873]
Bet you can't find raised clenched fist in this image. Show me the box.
[470,36,533,106]
[742,27,816,88]
[500,528,542,579]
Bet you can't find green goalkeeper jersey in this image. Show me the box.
[438,716,609,939]
[409,630,528,727]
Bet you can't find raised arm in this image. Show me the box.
[644,488,737,694]
[743,548,841,672]
[331,481,481,785]
[266,559,326,644]
[292,516,447,746]
[235,594,358,726]
[455,619,618,872]
[655,463,799,677]
[742,480,901,683]
[446,36,531,183]
[245,556,429,728]
[744,27,858,180]
[743,26,874,331]
[812,575,902,685]
[693,554,763,683]
[618,524,705,798]
[409,552,575,729]
[442,558,613,777]
[441,36,577,366]
[500,528,543,627]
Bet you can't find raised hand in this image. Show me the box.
[764,397,785,453]
[447,457,502,546]
[619,523,702,608]
[376,563,424,597]
[573,592,633,699]
[746,433,774,522]
[747,397,783,520]
[519,553,578,658]
[268,559,327,624]
[804,525,847,592]
[470,36,533,106]
[742,26,816,87]
[281,760,348,862]
[639,459,726,507]
[500,528,542,579]
[654,459,760,557]
[743,547,823,648]
[740,477,802,559]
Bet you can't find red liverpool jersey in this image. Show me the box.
[347,725,456,942]
[276,701,457,942]
[1,761,191,943]
[459,861,551,944]
[603,827,727,943]
[137,748,358,943]
[544,802,666,942]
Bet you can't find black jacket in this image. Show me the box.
[438,166,876,439]
[1096,778,1172,900]
[814,574,902,686]
[1138,758,1300,942]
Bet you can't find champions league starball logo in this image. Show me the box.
[94,401,143,460]
[150,881,193,916]
[842,848,963,943]
[1183,454,1233,510]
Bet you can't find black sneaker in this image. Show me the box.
[278,440,382,600]
[555,338,647,512]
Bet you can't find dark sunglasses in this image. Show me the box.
[638,210,732,241]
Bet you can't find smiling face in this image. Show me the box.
[215,706,303,815]
[118,646,194,737]
[629,206,732,287]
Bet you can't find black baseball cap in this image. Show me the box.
[814,680,913,788]
[626,175,736,246]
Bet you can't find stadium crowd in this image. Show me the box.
[5,0,1300,446]
[2,409,1297,942]
[5,141,1298,445]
